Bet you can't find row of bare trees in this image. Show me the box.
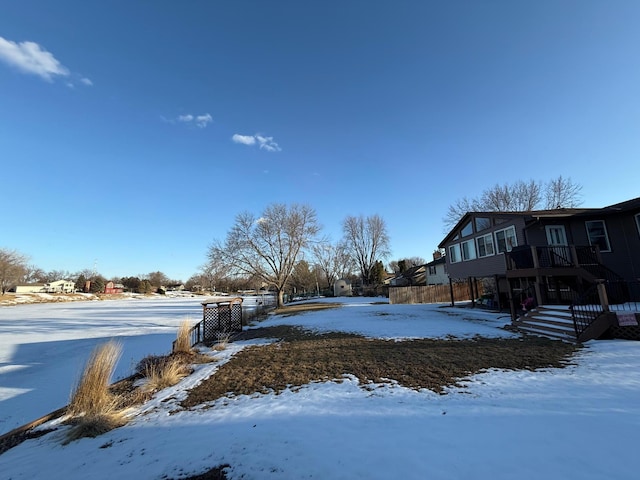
[205,204,392,307]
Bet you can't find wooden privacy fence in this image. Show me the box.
[389,282,484,305]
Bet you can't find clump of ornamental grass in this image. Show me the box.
[64,340,127,443]
[173,318,193,354]
[212,332,232,351]
[139,355,191,393]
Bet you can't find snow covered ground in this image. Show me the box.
[1,296,639,479]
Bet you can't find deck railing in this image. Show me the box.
[505,245,600,270]
[571,280,640,338]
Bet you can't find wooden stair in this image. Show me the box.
[511,305,577,342]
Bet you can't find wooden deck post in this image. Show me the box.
[449,278,455,307]
[596,280,610,312]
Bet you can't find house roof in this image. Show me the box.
[438,196,640,248]
[426,256,446,267]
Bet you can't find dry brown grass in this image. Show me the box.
[174,318,193,354]
[182,326,579,408]
[212,332,232,351]
[65,340,127,442]
[273,302,342,316]
[67,340,122,417]
[142,357,191,392]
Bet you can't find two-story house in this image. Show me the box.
[438,197,640,341]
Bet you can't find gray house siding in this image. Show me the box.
[578,212,640,282]
[443,216,528,280]
[440,199,640,285]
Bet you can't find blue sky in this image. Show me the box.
[2,1,640,283]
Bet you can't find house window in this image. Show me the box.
[585,220,611,252]
[461,239,477,261]
[476,233,495,257]
[635,214,640,237]
[495,226,517,253]
[460,221,473,237]
[449,244,461,263]
[428,265,437,275]
[475,217,491,232]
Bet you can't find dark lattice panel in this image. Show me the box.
[608,325,640,340]
[201,301,243,343]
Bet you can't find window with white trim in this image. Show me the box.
[635,213,640,237]
[449,244,461,263]
[495,226,517,253]
[585,220,611,252]
[476,233,495,257]
[461,239,477,261]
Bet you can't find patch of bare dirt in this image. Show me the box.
[182,327,579,408]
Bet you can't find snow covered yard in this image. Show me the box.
[1,297,639,479]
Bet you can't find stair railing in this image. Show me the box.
[570,280,639,338]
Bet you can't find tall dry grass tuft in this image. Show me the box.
[212,332,231,351]
[173,318,193,354]
[142,357,190,392]
[65,340,127,442]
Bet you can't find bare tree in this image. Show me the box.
[444,176,583,229]
[443,196,484,232]
[198,259,231,293]
[389,256,427,273]
[342,214,391,286]
[0,248,29,294]
[311,240,354,290]
[208,203,321,307]
[544,175,582,209]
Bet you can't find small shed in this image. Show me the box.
[333,279,352,297]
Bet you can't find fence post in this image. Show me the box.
[596,280,610,312]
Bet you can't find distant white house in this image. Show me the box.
[14,284,47,294]
[45,280,75,293]
[333,279,352,297]
[425,254,448,285]
[13,280,75,294]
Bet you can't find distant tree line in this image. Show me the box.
[0,248,183,295]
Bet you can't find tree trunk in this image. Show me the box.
[277,289,285,308]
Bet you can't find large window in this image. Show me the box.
[585,220,611,252]
[476,233,495,257]
[475,217,491,232]
[460,221,473,237]
[495,226,517,253]
[461,239,477,261]
[449,244,461,263]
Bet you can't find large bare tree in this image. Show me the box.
[311,240,354,290]
[444,176,583,229]
[342,214,391,286]
[0,248,29,294]
[208,203,320,307]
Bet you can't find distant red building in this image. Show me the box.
[104,282,124,294]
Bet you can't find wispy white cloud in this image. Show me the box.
[232,133,281,152]
[0,36,92,86]
[176,113,212,128]
[232,134,257,145]
[195,113,212,128]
